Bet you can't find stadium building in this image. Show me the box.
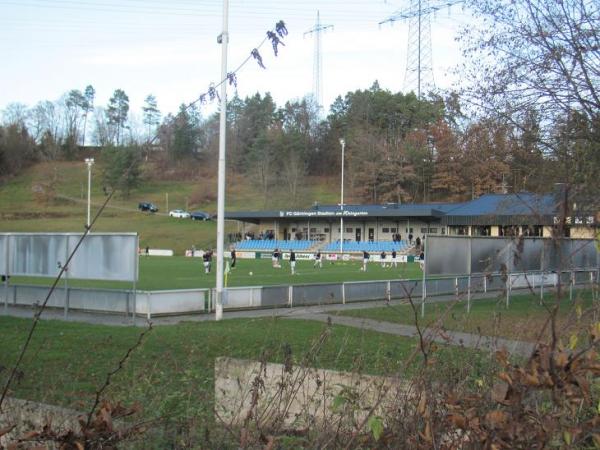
[226,192,598,252]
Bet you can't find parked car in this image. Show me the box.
[190,211,211,221]
[169,209,190,219]
[138,202,158,213]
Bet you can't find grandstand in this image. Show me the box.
[234,239,412,254]
[225,191,598,244]
[234,240,317,251]
[322,240,410,253]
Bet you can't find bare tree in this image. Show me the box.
[460,0,600,199]
[1,102,29,127]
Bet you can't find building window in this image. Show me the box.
[429,228,438,234]
[345,227,353,233]
[391,228,397,233]
[441,228,446,235]
[310,228,317,233]
[473,226,491,236]
[421,227,428,234]
[382,227,389,233]
[324,228,330,233]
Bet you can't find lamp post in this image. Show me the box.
[339,138,345,254]
[84,158,94,228]
[215,0,229,321]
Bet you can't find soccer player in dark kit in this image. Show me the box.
[289,250,296,274]
[203,250,212,274]
[362,250,370,271]
[313,250,322,268]
[230,248,236,268]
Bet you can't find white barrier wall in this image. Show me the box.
[2,269,596,318]
[139,289,208,316]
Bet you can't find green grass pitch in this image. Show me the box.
[10,256,424,291]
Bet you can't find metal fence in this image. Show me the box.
[0,232,139,282]
[425,236,599,276]
[2,268,598,320]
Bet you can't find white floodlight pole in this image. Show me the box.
[84,158,94,228]
[339,138,345,254]
[215,0,229,321]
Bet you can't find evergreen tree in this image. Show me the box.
[81,85,95,146]
[106,89,129,145]
[102,145,142,197]
[142,94,161,142]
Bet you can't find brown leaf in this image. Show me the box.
[417,394,427,416]
[419,422,433,443]
[485,410,508,428]
[554,351,569,368]
[498,372,512,385]
[495,348,509,365]
[449,414,467,429]
[524,373,540,386]
[18,430,40,440]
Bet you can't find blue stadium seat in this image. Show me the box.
[323,240,409,252]
[233,240,316,251]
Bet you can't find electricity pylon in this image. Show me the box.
[380,0,463,98]
[304,11,333,112]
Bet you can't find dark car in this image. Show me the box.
[138,202,159,213]
[190,211,211,221]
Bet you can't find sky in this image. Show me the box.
[0,0,473,118]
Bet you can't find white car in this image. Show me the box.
[169,209,190,219]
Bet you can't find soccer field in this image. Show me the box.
[11,256,423,290]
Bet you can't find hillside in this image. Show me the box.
[0,158,341,254]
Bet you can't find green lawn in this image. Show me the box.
[0,160,343,254]
[10,257,423,290]
[0,315,491,445]
[335,290,598,342]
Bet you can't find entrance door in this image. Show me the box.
[355,228,361,242]
[368,228,374,241]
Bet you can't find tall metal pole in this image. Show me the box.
[417,0,422,98]
[339,139,345,254]
[85,158,94,228]
[215,0,229,321]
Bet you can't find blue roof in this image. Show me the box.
[225,192,560,226]
[443,193,556,216]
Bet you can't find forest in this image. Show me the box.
[0,0,598,207]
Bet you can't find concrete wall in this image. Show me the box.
[215,357,407,430]
[0,397,81,448]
